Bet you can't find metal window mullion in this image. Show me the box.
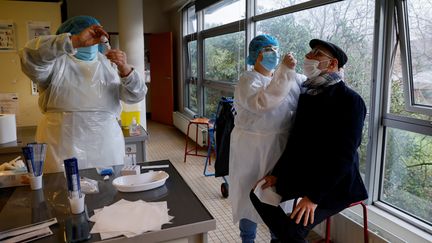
[396,0,415,114]
[246,0,254,71]
[182,38,189,112]
[367,0,395,203]
[197,9,205,117]
[203,79,235,92]
[181,9,189,114]
[383,114,432,135]
[200,20,246,39]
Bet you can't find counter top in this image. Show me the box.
[0,126,36,154]
[0,126,148,155]
[0,160,216,242]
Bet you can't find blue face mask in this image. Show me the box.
[260,51,279,71]
[75,45,98,61]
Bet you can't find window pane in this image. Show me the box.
[204,0,245,30]
[185,5,197,35]
[186,41,198,112]
[204,87,233,117]
[256,0,374,172]
[382,128,432,224]
[256,0,309,14]
[204,32,245,82]
[407,1,432,107]
[188,41,197,77]
[188,83,198,112]
[390,45,432,121]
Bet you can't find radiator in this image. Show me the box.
[173,112,208,147]
[312,210,407,243]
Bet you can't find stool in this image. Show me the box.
[316,201,369,243]
[184,117,211,163]
[203,125,216,176]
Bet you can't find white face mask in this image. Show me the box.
[303,57,330,79]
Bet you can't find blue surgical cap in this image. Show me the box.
[56,16,100,35]
[247,34,279,65]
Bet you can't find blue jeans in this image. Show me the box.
[239,218,278,243]
[239,218,256,243]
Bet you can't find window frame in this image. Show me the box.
[378,0,432,233]
[398,0,432,115]
[181,0,432,236]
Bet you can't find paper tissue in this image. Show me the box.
[0,114,17,144]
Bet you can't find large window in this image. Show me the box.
[204,32,245,82]
[257,0,374,173]
[182,0,432,237]
[381,0,432,227]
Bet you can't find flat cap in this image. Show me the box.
[309,39,347,68]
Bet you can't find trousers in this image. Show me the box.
[250,191,345,243]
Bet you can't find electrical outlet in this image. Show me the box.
[31,81,39,95]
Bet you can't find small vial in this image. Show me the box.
[100,36,111,53]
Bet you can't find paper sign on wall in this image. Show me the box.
[0,93,19,114]
[0,20,16,51]
[27,21,51,40]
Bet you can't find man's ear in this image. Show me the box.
[330,59,339,70]
[256,52,263,63]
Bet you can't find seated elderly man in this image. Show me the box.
[250,39,368,243]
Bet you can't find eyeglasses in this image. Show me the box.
[309,48,333,59]
[261,46,278,52]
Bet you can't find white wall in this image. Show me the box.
[0,1,61,127]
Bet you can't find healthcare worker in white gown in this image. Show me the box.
[229,34,306,243]
[19,16,147,173]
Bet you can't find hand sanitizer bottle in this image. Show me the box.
[129,117,140,136]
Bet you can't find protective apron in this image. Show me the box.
[229,65,306,223]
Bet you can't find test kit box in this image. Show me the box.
[0,170,29,188]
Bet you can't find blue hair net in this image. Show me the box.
[247,34,279,65]
[56,16,100,35]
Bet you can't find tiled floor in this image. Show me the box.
[146,120,321,243]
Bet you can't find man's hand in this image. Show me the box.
[105,49,133,77]
[290,197,317,226]
[282,53,297,69]
[71,24,108,48]
[253,175,277,190]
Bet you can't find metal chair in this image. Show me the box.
[316,201,369,243]
[183,117,211,163]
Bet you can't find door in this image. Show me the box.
[149,32,173,125]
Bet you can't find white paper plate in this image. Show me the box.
[112,171,169,192]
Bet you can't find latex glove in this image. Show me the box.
[105,49,133,77]
[71,24,108,48]
[290,196,318,226]
[281,52,297,70]
[0,158,25,171]
[253,175,277,190]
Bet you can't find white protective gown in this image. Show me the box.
[229,64,306,223]
[20,33,147,173]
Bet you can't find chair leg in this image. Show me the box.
[325,217,331,243]
[184,123,192,162]
[361,202,369,243]
[207,127,211,165]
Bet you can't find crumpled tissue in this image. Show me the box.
[89,199,173,240]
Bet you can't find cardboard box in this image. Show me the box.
[0,170,29,188]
